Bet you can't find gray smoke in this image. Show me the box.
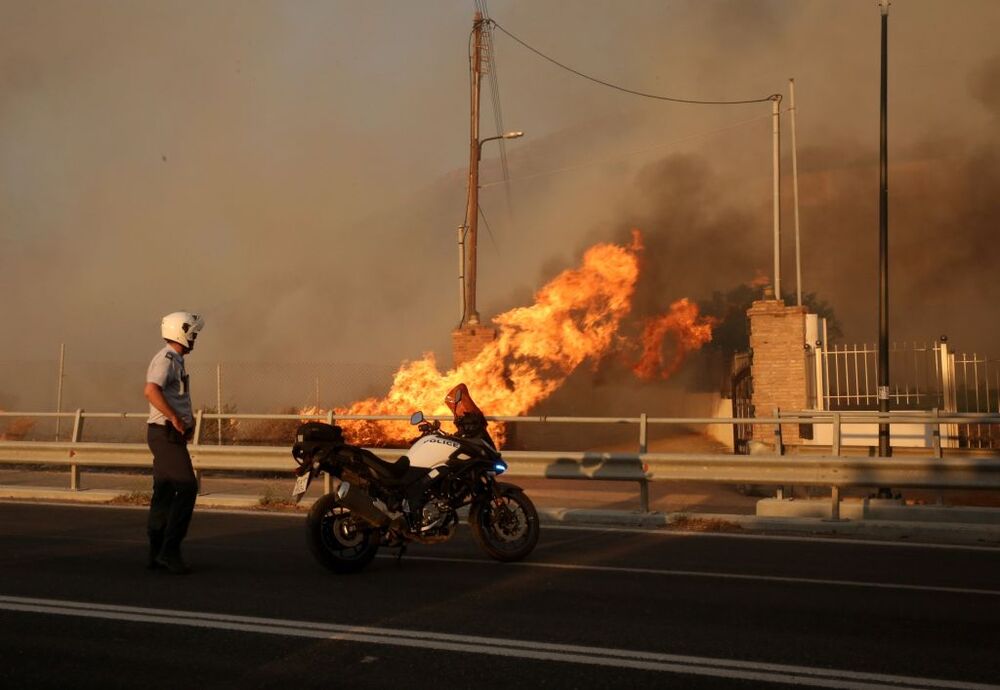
[2,1,999,417]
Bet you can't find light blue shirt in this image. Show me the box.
[146,345,193,427]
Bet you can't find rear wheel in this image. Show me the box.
[306,492,379,574]
[470,486,539,562]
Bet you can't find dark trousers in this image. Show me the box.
[147,478,198,558]
[147,424,198,559]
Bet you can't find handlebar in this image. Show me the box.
[418,420,442,433]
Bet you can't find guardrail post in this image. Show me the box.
[828,485,841,521]
[193,410,203,446]
[931,407,942,459]
[192,410,204,494]
[773,407,784,456]
[638,413,650,512]
[327,410,335,426]
[832,412,842,456]
[70,409,83,491]
[71,409,83,443]
[773,408,786,499]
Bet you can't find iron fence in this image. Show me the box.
[807,340,1000,449]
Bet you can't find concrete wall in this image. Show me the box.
[803,422,934,449]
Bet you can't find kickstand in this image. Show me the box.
[395,544,407,565]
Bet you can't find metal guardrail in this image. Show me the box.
[2,409,999,515]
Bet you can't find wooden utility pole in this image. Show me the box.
[463,11,484,326]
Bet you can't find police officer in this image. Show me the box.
[144,311,204,574]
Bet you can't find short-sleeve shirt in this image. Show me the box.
[146,345,193,427]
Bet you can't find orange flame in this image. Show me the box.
[632,298,716,381]
[308,229,714,447]
[333,235,641,446]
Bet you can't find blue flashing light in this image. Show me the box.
[494,461,508,474]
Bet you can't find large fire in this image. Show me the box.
[632,298,716,381]
[309,230,714,447]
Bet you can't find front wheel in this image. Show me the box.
[470,485,539,562]
[306,492,379,574]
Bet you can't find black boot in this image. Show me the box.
[155,550,191,575]
[147,531,164,570]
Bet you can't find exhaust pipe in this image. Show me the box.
[335,482,390,528]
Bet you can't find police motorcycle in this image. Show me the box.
[291,384,539,573]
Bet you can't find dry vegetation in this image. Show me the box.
[254,484,303,511]
[108,490,153,506]
[669,514,743,533]
[0,417,37,441]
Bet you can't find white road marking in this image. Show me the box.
[376,554,1000,597]
[0,594,995,690]
[4,500,997,552]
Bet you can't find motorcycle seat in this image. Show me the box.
[354,447,411,484]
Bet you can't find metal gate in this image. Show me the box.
[731,352,753,454]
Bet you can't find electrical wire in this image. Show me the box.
[477,1,514,220]
[490,19,779,106]
[478,203,501,256]
[479,109,782,189]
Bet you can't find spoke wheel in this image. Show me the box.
[306,493,379,574]
[470,488,539,562]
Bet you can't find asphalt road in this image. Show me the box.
[1,501,998,689]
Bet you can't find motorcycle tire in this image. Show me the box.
[470,484,539,562]
[306,492,380,574]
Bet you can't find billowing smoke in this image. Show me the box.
[2,1,998,418]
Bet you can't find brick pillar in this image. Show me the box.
[451,324,497,368]
[748,297,808,445]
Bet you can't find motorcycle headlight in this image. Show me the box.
[493,460,507,474]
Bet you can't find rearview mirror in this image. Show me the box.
[409,411,425,425]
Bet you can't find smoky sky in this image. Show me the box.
[2,0,999,407]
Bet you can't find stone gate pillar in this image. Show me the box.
[451,324,497,368]
[748,291,808,445]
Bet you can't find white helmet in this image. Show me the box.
[161,311,204,349]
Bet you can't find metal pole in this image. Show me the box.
[70,408,82,490]
[829,485,841,521]
[771,95,782,299]
[463,11,484,326]
[55,343,65,441]
[638,412,649,512]
[216,363,223,446]
[789,79,803,307]
[877,0,891,464]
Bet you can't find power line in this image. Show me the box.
[490,20,779,106]
[477,1,514,220]
[478,204,500,256]
[480,109,780,189]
